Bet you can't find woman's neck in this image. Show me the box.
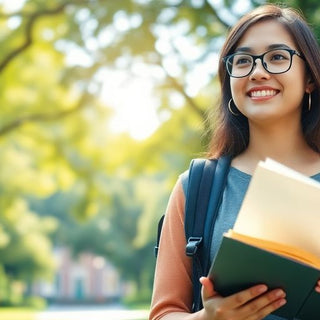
[232,123,320,176]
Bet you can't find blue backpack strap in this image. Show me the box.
[184,159,217,256]
[154,156,231,311]
[154,161,209,259]
[202,155,232,274]
[184,156,231,312]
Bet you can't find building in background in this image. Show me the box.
[33,247,127,304]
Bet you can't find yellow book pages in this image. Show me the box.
[233,158,320,258]
[225,229,320,269]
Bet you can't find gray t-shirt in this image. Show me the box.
[182,165,320,320]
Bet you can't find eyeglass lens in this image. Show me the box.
[226,49,293,78]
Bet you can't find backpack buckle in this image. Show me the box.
[186,237,203,256]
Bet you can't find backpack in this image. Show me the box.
[154,156,231,312]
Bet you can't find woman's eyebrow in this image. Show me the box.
[268,43,291,50]
[234,46,251,53]
[234,44,292,53]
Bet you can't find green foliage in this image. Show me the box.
[267,0,320,36]
[0,199,57,281]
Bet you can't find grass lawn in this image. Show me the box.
[0,307,37,320]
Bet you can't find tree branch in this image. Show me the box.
[156,55,206,120]
[0,95,88,136]
[167,74,206,120]
[0,3,70,73]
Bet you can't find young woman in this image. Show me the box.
[150,4,320,320]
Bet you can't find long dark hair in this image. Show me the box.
[207,4,320,158]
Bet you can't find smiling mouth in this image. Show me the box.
[249,90,278,98]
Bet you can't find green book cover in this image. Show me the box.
[208,236,320,319]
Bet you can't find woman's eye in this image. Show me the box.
[271,54,286,60]
[234,56,251,65]
[269,51,290,61]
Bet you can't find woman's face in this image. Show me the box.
[230,19,311,126]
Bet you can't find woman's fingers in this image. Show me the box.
[200,277,216,300]
[221,284,268,308]
[240,288,286,319]
[200,279,287,320]
[212,284,286,319]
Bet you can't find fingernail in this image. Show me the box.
[256,285,268,294]
[275,290,285,298]
[278,299,287,307]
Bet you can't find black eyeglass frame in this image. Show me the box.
[223,48,305,78]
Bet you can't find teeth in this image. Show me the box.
[250,90,277,97]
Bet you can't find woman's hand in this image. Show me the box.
[199,277,286,320]
[315,279,320,293]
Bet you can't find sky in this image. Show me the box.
[100,69,165,140]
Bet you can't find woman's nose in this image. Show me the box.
[249,59,271,80]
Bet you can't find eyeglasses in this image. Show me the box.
[223,48,304,78]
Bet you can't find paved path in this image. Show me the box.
[36,304,149,320]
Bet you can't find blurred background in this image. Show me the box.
[0,0,319,319]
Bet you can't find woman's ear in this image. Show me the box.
[306,77,315,94]
[305,78,315,111]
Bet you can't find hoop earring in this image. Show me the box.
[228,99,239,116]
[308,92,312,111]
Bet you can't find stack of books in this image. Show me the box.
[208,159,320,319]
